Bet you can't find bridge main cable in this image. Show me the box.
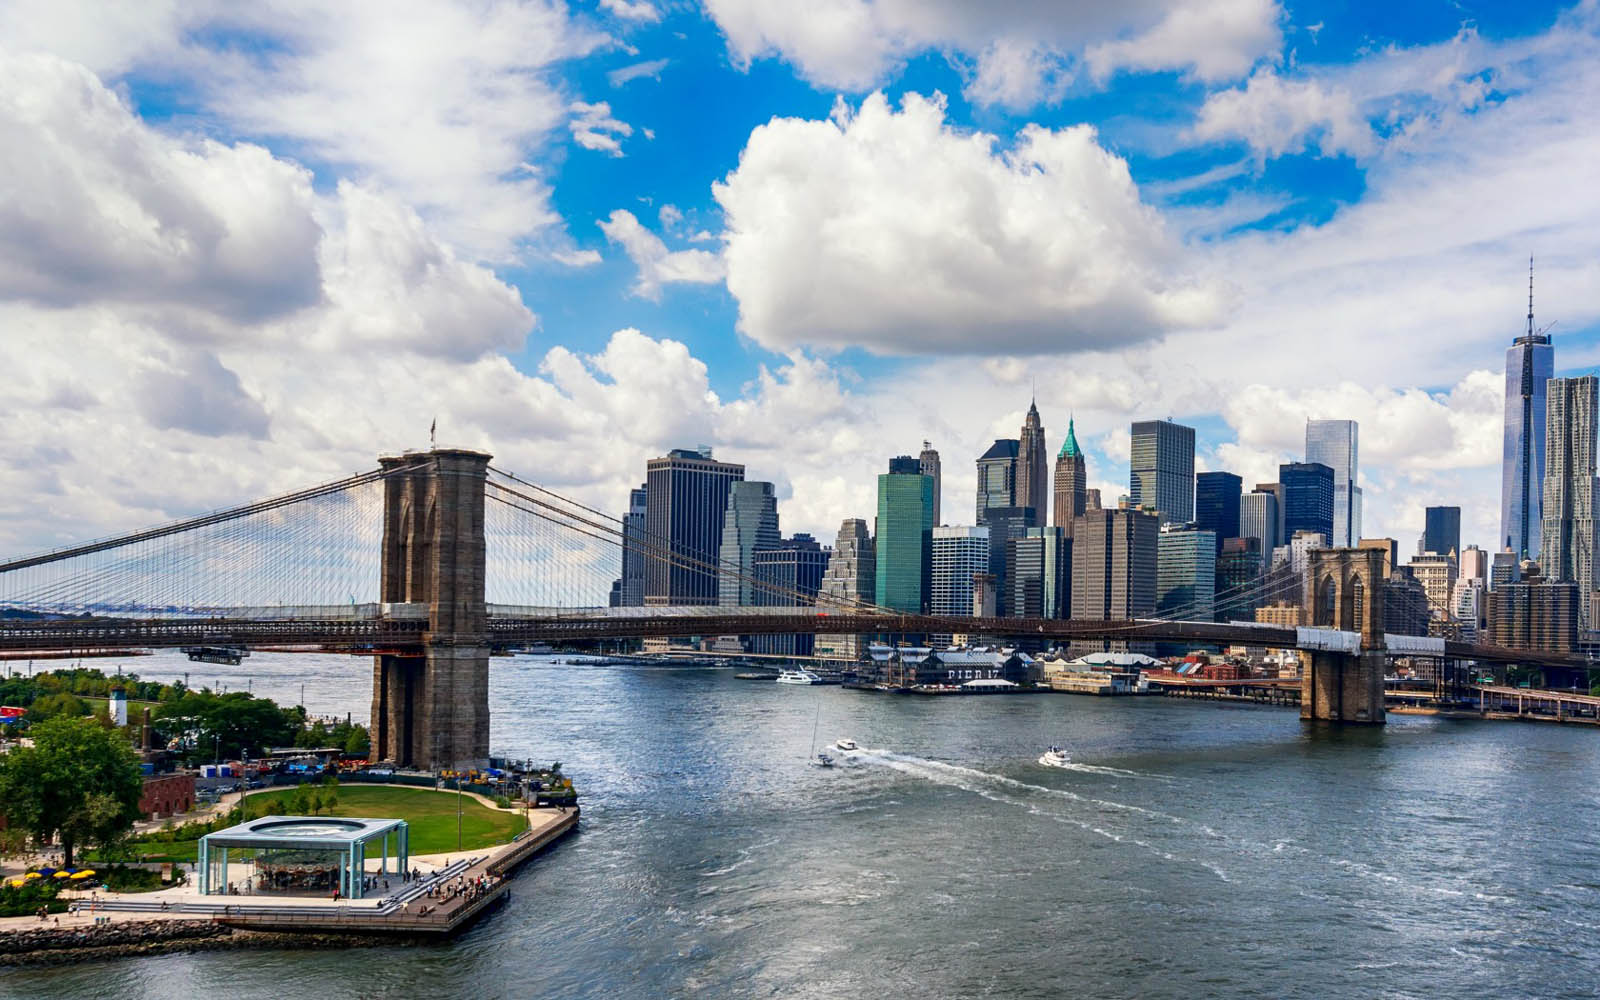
[0,460,431,576]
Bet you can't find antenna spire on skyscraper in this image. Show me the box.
[1528,255,1535,340]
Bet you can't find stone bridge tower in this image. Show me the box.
[370,448,491,769]
[1303,547,1387,724]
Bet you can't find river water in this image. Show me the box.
[7,654,1599,999]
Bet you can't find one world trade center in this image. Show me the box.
[1501,260,1553,560]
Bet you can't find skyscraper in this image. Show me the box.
[1129,419,1195,525]
[1052,417,1087,538]
[1280,462,1334,545]
[976,439,1020,525]
[1071,508,1159,621]
[919,441,942,527]
[1156,525,1217,621]
[1423,506,1462,558]
[1215,536,1263,622]
[1240,489,1281,572]
[644,448,744,605]
[815,519,876,659]
[981,505,1035,616]
[619,484,647,606]
[931,525,989,646]
[1502,259,1554,560]
[876,457,934,613]
[1539,375,1598,626]
[751,534,829,656]
[1006,526,1070,620]
[718,481,780,606]
[1254,481,1286,546]
[1306,419,1361,546]
[1016,401,1048,527]
[1195,471,1242,554]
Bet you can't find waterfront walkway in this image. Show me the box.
[0,807,578,938]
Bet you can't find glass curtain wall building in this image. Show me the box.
[1157,525,1217,621]
[1423,506,1461,558]
[976,439,1020,525]
[1280,462,1334,544]
[1240,490,1281,572]
[1195,471,1241,554]
[1129,420,1195,525]
[876,458,935,613]
[718,481,780,606]
[1305,419,1361,546]
[1501,262,1554,560]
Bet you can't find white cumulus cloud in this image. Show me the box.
[599,209,726,300]
[713,91,1224,355]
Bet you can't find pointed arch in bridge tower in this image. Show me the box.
[371,448,491,770]
[1302,547,1387,724]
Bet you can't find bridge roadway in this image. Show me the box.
[0,607,1587,670]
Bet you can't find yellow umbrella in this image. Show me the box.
[52,870,71,879]
[70,870,94,880]
[7,879,22,888]
[24,872,41,880]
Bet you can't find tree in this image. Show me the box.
[153,691,297,763]
[27,692,89,721]
[0,715,143,866]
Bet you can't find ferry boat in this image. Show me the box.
[1038,746,1071,768]
[834,738,859,752]
[775,668,822,685]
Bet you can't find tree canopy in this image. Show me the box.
[153,690,300,763]
[0,715,144,866]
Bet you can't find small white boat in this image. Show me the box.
[776,668,822,685]
[809,752,836,768]
[834,738,859,752]
[1039,746,1071,768]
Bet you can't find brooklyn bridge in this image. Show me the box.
[0,448,1584,770]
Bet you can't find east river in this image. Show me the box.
[6,652,1600,999]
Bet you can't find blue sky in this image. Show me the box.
[1,0,1598,559]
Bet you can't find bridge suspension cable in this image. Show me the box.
[0,460,431,618]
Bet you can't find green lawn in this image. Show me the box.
[106,784,528,864]
[232,785,525,855]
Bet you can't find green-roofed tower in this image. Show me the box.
[1053,417,1088,538]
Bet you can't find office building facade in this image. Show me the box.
[1006,526,1070,620]
[876,459,935,613]
[976,439,1020,526]
[1129,420,1195,525]
[1501,264,1554,560]
[1016,401,1048,527]
[644,448,745,604]
[931,525,989,645]
[718,481,780,607]
[1156,525,1217,621]
[1305,419,1362,546]
[1423,506,1462,559]
[1215,536,1262,622]
[815,519,876,659]
[1280,462,1334,544]
[618,484,648,607]
[919,442,942,527]
[1487,563,1579,654]
[1195,471,1242,554]
[1540,375,1599,627]
[1240,489,1281,573]
[750,534,829,656]
[1071,508,1159,621]
[1052,418,1087,538]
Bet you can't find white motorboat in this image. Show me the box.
[1038,746,1071,768]
[775,668,822,685]
[834,738,859,752]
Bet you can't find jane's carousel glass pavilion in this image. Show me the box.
[198,816,409,897]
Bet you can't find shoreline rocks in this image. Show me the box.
[0,919,418,967]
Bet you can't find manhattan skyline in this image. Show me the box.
[1,2,1598,565]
